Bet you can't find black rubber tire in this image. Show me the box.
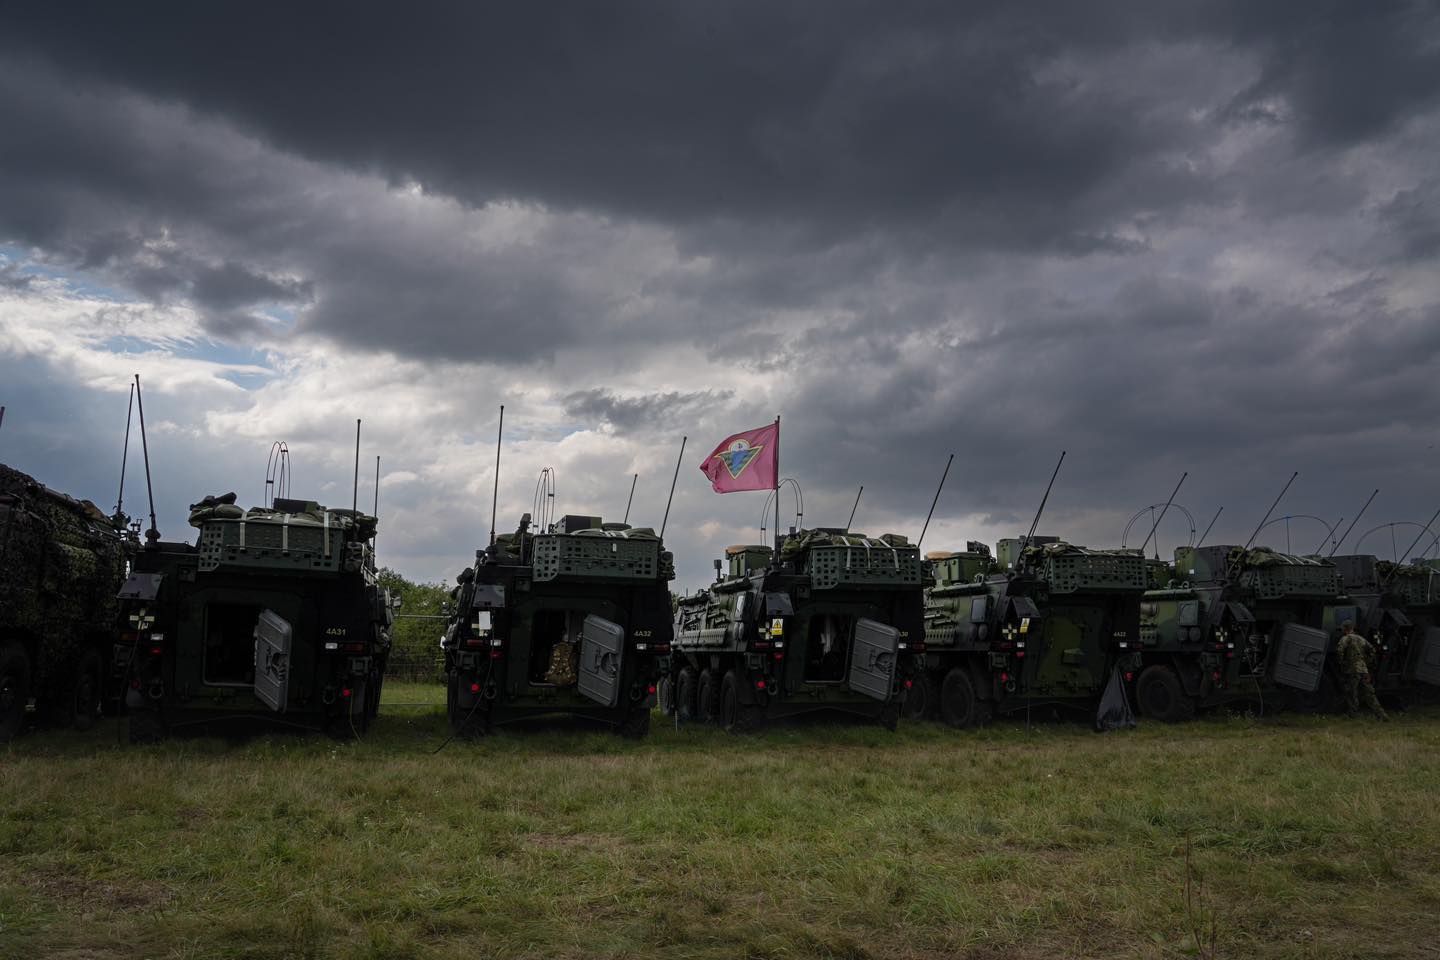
[657,676,674,716]
[877,701,900,732]
[697,669,720,724]
[446,671,460,727]
[0,643,30,743]
[617,706,652,739]
[940,668,984,729]
[719,670,753,733]
[676,668,697,722]
[1135,665,1196,723]
[366,669,384,723]
[67,647,104,732]
[127,708,166,744]
[901,672,937,721]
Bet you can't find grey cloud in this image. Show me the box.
[562,389,733,434]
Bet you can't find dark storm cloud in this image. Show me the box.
[563,389,733,434]
[3,1,1440,579]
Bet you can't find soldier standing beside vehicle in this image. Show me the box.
[1336,620,1387,721]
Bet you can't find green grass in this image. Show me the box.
[2,698,1439,960]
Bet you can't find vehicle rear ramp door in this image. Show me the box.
[1271,623,1329,693]
[578,614,625,707]
[253,609,292,712]
[1417,626,1440,688]
[848,617,899,701]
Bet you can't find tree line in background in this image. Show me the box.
[376,568,451,683]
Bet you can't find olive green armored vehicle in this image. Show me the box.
[1134,545,1339,720]
[117,493,393,741]
[1,462,130,741]
[1321,555,1431,704]
[668,528,922,731]
[1404,559,1440,701]
[914,537,1147,727]
[442,513,673,737]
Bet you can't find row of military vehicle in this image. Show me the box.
[5,457,1439,743]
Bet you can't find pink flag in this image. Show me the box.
[700,421,778,493]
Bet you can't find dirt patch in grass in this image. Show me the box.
[18,866,172,913]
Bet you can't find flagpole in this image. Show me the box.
[773,415,781,556]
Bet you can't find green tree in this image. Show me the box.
[377,567,452,682]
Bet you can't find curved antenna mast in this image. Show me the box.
[1381,508,1440,588]
[1139,472,1187,559]
[115,381,135,517]
[759,478,804,544]
[532,467,557,532]
[1120,503,1197,550]
[133,374,159,543]
[1327,488,1378,557]
[264,441,291,507]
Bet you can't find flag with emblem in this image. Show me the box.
[700,421,778,493]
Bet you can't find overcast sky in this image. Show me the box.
[2,1,1439,589]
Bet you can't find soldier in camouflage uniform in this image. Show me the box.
[1336,620,1387,720]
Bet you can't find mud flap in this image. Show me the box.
[253,609,292,712]
[578,614,625,707]
[848,617,899,702]
[1416,626,1440,688]
[1270,622,1328,693]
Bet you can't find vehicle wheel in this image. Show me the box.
[1135,665,1196,723]
[676,668,697,722]
[0,644,30,743]
[66,647,104,732]
[127,708,166,744]
[366,669,383,723]
[877,701,900,732]
[719,670,753,733]
[940,668,984,729]
[902,672,936,721]
[697,669,720,724]
[617,706,652,739]
[657,676,674,716]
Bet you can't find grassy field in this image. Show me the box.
[2,692,1438,960]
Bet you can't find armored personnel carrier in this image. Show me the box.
[1134,545,1339,720]
[117,493,393,741]
[914,537,1147,727]
[442,513,673,737]
[1403,559,1440,701]
[0,463,130,741]
[1321,555,1431,704]
[669,528,922,731]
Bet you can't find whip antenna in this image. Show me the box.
[1022,451,1066,550]
[134,374,159,543]
[660,436,686,539]
[115,381,135,517]
[1382,507,1440,588]
[1328,488,1378,557]
[917,455,954,550]
[351,419,361,513]
[489,405,504,546]
[623,473,638,525]
[1226,471,1297,580]
[1196,506,1223,548]
[845,485,863,533]
[1139,471,1187,558]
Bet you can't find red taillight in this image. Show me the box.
[489,651,503,660]
[1212,671,1221,681]
[1000,672,1010,682]
[148,646,162,656]
[653,644,671,653]
[1124,671,1134,682]
[341,688,352,699]
[903,679,913,689]
[774,652,784,661]
[1015,651,1026,659]
[470,682,481,693]
[646,684,656,694]
[342,642,365,653]
[755,679,766,690]
[463,638,485,648]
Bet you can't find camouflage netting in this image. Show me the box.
[188,492,377,541]
[0,462,128,692]
[1226,546,1329,568]
[779,529,912,562]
